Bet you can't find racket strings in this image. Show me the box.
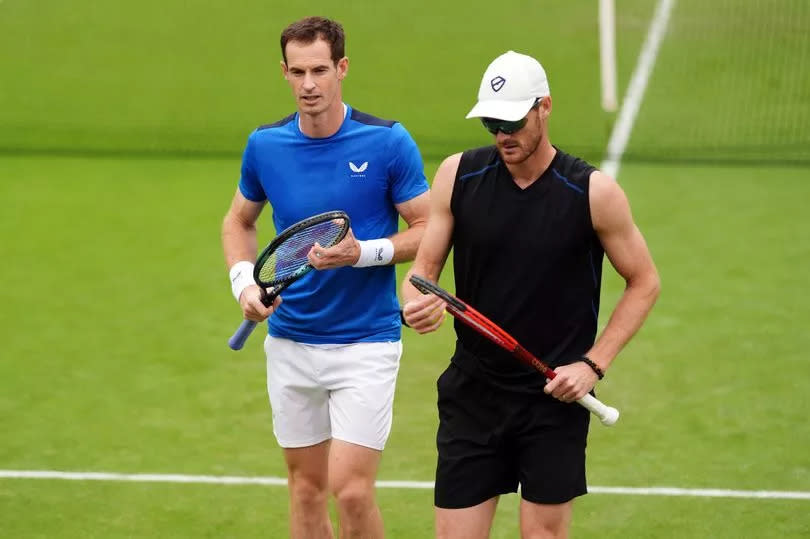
[257,220,346,284]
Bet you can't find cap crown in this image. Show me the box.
[477,50,550,102]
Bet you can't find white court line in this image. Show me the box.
[601,0,676,179]
[588,486,810,500]
[1,470,808,500]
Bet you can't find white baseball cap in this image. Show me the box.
[466,50,551,121]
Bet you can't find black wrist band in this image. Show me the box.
[400,309,410,328]
[580,356,604,380]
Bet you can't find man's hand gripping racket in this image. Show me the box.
[408,275,619,426]
[228,211,351,350]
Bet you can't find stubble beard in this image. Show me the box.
[499,129,543,165]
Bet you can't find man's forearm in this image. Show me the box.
[222,215,259,268]
[388,222,427,264]
[586,275,660,371]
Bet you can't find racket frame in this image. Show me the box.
[253,210,351,306]
[409,274,619,426]
[228,210,351,350]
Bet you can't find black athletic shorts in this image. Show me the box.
[434,363,590,509]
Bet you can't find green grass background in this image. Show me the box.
[1,0,809,537]
[0,0,661,162]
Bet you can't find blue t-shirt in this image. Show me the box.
[238,105,428,344]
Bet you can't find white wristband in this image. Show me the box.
[229,261,255,302]
[352,238,394,267]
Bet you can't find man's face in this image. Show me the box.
[281,38,347,116]
[491,98,550,165]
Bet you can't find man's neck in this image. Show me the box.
[505,138,556,189]
[299,101,347,138]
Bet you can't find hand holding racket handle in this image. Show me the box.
[510,343,619,426]
[227,288,280,351]
[227,211,351,351]
[409,275,620,426]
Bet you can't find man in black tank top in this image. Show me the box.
[401,51,660,538]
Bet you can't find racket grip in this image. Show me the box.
[228,319,258,351]
[229,287,280,351]
[260,286,282,307]
[577,393,620,426]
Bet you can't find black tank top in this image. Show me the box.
[450,145,603,393]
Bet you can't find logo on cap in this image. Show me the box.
[490,76,506,92]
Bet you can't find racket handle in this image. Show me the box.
[228,319,258,351]
[261,286,281,307]
[577,393,620,426]
[228,286,281,351]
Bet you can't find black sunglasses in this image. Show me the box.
[480,97,542,135]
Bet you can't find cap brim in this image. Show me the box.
[465,97,537,121]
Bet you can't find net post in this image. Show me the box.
[599,0,618,112]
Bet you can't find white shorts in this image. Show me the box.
[264,335,402,450]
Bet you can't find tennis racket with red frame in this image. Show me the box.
[409,274,619,426]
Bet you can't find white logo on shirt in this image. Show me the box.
[349,161,368,173]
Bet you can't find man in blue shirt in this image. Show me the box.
[221,16,429,539]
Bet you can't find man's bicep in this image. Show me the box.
[413,154,460,273]
[602,223,655,284]
[591,173,655,282]
[226,188,266,228]
[395,191,430,229]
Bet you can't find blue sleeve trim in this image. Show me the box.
[588,248,599,287]
[392,183,429,205]
[257,113,296,131]
[459,160,501,181]
[350,108,397,128]
[551,168,585,195]
[238,181,266,202]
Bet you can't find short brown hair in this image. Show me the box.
[280,16,345,65]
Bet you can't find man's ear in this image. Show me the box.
[542,96,553,118]
[337,56,349,81]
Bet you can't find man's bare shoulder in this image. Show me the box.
[588,170,633,232]
[433,153,462,184]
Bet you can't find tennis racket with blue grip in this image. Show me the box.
[228,210,351,350]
